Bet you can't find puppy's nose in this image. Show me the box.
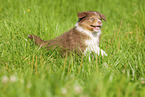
[98,19,102,25]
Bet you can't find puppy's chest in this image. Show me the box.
[85,37,99,47]
[83,33,101,53]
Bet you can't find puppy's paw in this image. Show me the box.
[101,49,108,56]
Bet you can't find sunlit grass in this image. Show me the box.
[0,0,145,97]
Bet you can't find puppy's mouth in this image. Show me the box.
[90,25,102,30]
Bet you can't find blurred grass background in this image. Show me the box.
[0,0,145,97]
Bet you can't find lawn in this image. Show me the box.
[0,0,145,97]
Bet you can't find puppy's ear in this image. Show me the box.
[96,11,106,21]
[78,11,87,19]
[100,14,106,21]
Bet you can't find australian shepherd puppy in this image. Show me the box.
[28,11,107,57]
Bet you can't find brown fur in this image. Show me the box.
[28,28,89,56]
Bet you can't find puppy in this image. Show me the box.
[28,11,107,57]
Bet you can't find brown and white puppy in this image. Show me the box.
[28,11,107,57]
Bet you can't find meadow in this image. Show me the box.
[0,0,145,97]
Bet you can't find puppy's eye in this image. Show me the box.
[91,17,94,20]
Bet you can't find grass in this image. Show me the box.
[0,0,145,97]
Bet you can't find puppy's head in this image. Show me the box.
[77,11,106,32]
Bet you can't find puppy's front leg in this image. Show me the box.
[94,46,107,56]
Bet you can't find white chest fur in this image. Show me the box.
[84,32,101,55]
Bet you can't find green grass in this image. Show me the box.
[0,0,145,97]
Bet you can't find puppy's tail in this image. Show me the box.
[28,35,46,47]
